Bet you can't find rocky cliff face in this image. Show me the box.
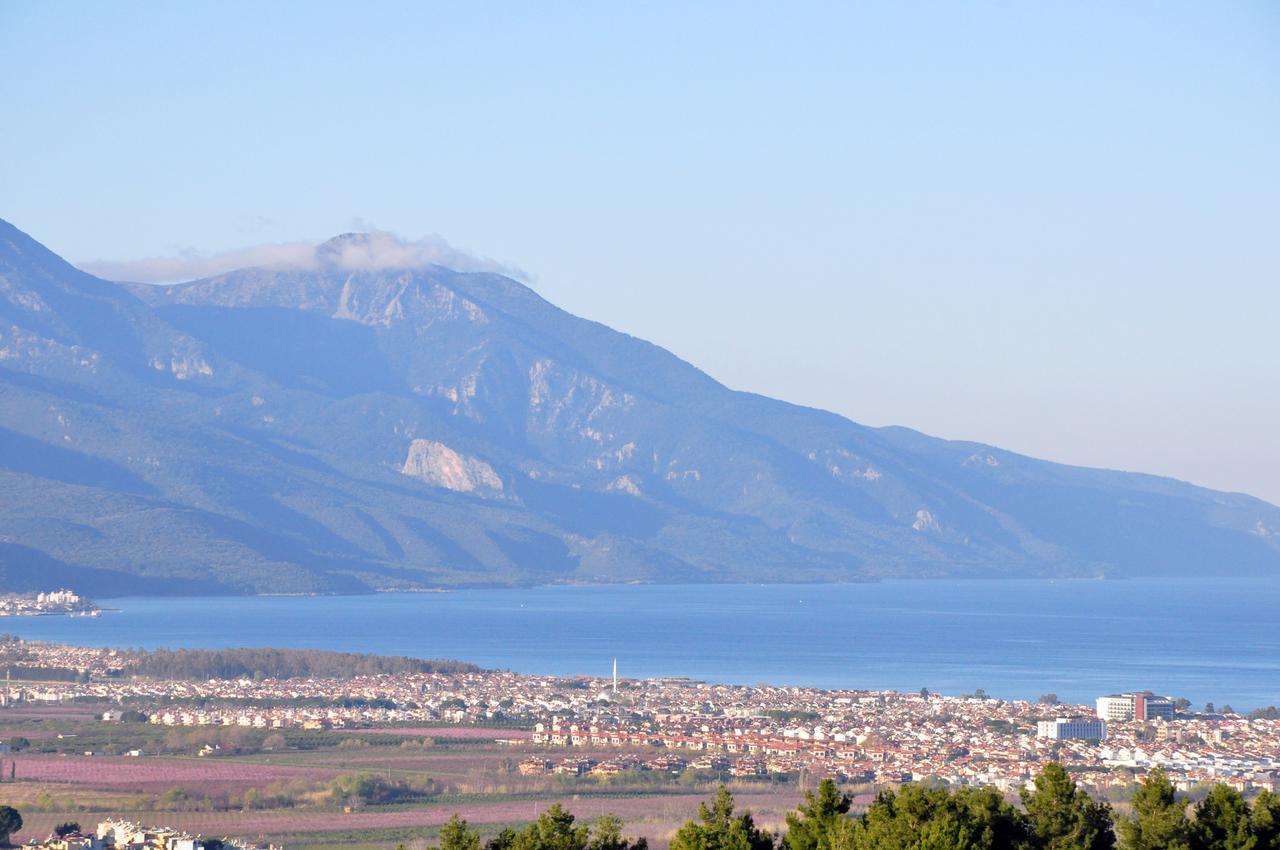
[2,218,1278,594]
[401,439,505,498]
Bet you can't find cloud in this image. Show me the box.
[78,230,526,284]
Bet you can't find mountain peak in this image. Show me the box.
[315,232,380,267]
[312,231,427,272]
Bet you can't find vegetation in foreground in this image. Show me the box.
[380,765,1280,850]
[767,765,1280,850]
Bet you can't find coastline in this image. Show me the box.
[0,578,1275,710]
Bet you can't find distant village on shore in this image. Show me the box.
[0,590,100,618]
[0,636,1275,800]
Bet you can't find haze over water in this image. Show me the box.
[6,578,1277,710]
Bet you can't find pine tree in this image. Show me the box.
[441,814,482,850]
[588,814,647,850]
[486,828,518,850]
[1191,784,1255,850]
[1022,763,1115,850]
[849,784,1031,850]
[511,804,591,850]
[1251,791,1280,850]
[670,786,774,850]
[1118,769,1192,850]
[785,779,853,850]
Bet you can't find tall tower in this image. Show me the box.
[612,658,618,695]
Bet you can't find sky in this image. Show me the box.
[2,2,1278,503]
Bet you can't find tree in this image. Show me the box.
[848,784,1031,850]
[1173,698,1192,712]
[511,804,590,850]
[1205,704,1215,715]
[588,815,647,850]
[1022,763,1115,850]
[670,786,774,850]
[785,778,852,850]
[1251,791,1280,850]
[0,806,21,846]
[53,823,81,838]
[486,829,518,850]
[441,815,482,850]
[1039,694,1061,706]
[1118,769,1191,850]
[1190,785,1254,850]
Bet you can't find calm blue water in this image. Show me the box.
[3,579,1277,709]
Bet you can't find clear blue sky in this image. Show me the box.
[3,2,1278,502]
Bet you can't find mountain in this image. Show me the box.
[1,220,1277,595]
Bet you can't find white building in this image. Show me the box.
[1096,692,1175,722]
[1038,716,1107,740]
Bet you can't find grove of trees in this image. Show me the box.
[128,647,478,680]
[770,766,1280,850]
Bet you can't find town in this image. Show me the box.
[0,591,100,618]
[2,639,1276,801]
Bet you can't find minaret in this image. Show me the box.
[612,658,618,695]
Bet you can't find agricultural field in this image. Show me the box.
[0,707,803,850]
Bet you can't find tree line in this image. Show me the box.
[426,764,1280,850]
[126,647,479,680]
[784,765,1280,850]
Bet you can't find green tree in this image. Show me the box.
[1251,791,1280,850]
[512,804,590,850]
[441,815,482,850]
[1118,769,1192,850]
[486,828,518,850]
[588,814,647,850]
[1190,784,1255,850]
[670,786,774,850]
[0,806,21,846]
[785,778,852,850]
[1021,762,1115,850]
[53,823,81,838]
[848,784,1030,850]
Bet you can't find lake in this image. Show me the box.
[3,578,1277,709]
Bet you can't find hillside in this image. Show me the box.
[1,220,1277,594]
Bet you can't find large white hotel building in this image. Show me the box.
[1096,692,1175,722]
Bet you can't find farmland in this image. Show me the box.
[0,707,802,850]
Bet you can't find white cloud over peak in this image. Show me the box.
[78,230,525,284]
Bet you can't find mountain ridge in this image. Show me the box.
[2,218,1276,594]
